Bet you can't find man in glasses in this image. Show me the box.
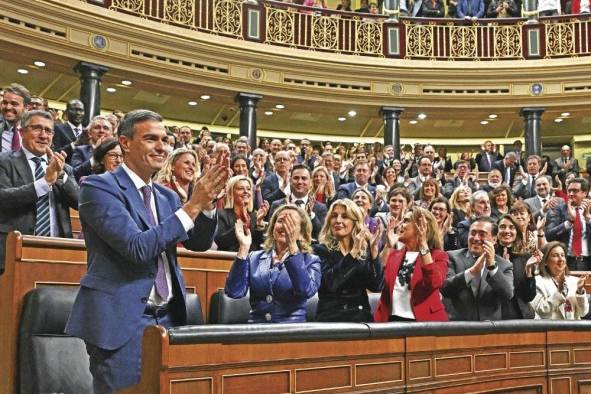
[0,110,79,274]
[546,177,591,270]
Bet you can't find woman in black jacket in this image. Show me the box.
[313,198,383,322]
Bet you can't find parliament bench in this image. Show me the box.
[18,286,204,394]
[122,320,591,393]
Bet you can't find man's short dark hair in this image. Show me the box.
[290,164,311,177]
[118,109,163,139]
[4,83,31,106]
[471,216,498,236]
[570,177,590,193]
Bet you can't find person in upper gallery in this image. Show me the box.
[225,204,321,323]
[480,169,503,193]
[545,177,591,271]
[90,138,122,176]
[415,178,441,209]
[71,115,115,182]
[487,0,519,17]
[507,140,525,169]
[374,207,449,322]
[177,126,193,149]
[415,0,446,17]
[0,109,80,274]
[311,166,336,205]
[441,217,514,321]
[442,160,479,199]
[555,144,580,178]
[513,155,543,200]
[313,198,383,322]
[530,241,589,320]
[430,197,459,251]
[215,175,269,252]
[336,160,377,200]
[52,99,85,162]
[495,214,539,319]
[268,164,327,241]
[66,110,229,393]
[455,151,477,171]
[433,146,453,173]
[492,152,518,187]
[261,150,292,204]
[490,185,513,221]
[336,0,352,10]
[0,83,30,154]
[155,148,200,204]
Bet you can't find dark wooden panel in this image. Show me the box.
[510,351,546,368]
[295,366,351,392]
[435,355,472,377]
[551,377,571,394]
[550,350,571,365]
[356,361,403,385]
[408,359,431,380]
[475,353,507,372]
[171,378,212,394]
[223,371,289,394]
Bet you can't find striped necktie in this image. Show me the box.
[140,185,170,300]
[32,157,51,236]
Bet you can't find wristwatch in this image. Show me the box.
[487,263,497,270]
[419,247,430,256]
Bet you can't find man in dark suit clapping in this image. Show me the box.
[441,217,514,321]
[0,110,79,273]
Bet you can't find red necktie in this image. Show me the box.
[11,127,21,151]
[573,207,583,257]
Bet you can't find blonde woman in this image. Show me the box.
[449,186,472,227]
[155,148,200,203]
[215,175,269,252]
[374,207,448,322]
[313,199,383,322]
[225,205,321,323]
[311,165,335,205]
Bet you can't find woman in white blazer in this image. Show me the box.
[531,241,589,320]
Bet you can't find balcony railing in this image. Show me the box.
[90,0,591,60]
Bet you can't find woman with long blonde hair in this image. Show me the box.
[311,165,335,205]
[225,205,321,323]
[449,186,472,227]
[313,199,383,322]
[155,147,200,203]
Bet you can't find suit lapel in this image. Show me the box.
[14,150,34,184]
[64,124,76,142]
[112,167,152,229]
[153,185,172,225]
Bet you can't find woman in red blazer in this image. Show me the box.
[374,206,449,322]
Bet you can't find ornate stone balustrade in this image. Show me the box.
[92,0,590,60]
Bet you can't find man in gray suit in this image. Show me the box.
[524,175,563,221]
[0,110,79,274]
[441,217,514,321]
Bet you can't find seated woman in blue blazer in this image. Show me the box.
[225,204,321,323]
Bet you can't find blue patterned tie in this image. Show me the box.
[140,185,170,300]
[32,157,51,236]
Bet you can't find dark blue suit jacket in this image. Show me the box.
[335,182,376,200]
[71,145,94,182]
[66,166,215,350]
[261,172,287,204]
[546,204,591,252]
[225,250,321,323]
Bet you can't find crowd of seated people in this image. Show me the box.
[2,82,591,327]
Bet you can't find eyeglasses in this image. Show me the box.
[105,153,123,160]
[27,124,54,135]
